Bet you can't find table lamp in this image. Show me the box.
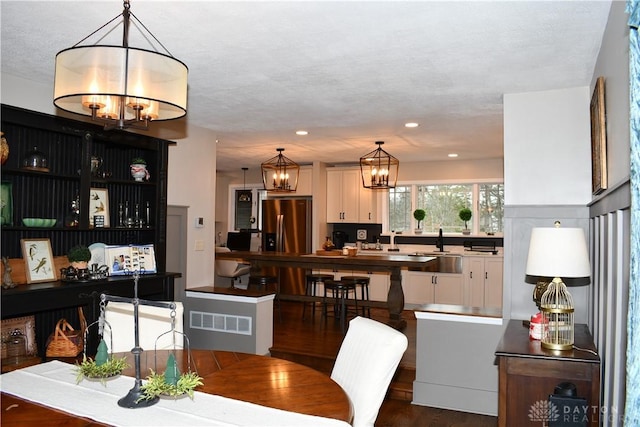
[525,221,591,350]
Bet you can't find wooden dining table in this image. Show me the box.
[1,349,353,426]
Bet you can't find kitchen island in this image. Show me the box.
[214,251,438,330]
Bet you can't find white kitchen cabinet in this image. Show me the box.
[403,271,464,306]
[358,185,378,223]
[403,271,434,305]
[313,269,389,302]
[361,272,389,302]
[463,256,503,309]
[326,168,360,222]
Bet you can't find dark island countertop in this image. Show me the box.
[215,250,438,272]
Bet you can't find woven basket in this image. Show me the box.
[45,308,86,358]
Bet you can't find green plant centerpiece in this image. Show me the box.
[67,244,92,269]
[76,339,129,385]
[413,209,426,234]
[138,354,203,401]
[459,208,472,235]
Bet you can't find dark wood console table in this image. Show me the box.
[215,251,437,330]
[1,273,179,358]
[495,319,600,427]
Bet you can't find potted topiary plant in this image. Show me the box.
[459,208,472,235]
[130,157,150,182]
[67,244,92,269]
[413,209,426,234]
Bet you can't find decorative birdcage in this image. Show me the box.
[540,278,575,351]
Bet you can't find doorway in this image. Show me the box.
[167,205,188,302]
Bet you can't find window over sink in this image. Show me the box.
[387,182,504,235]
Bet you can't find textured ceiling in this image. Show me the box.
[0,1,612,173]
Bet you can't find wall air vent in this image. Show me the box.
[189,311,252,335]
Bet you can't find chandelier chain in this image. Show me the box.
[69,0,175,57]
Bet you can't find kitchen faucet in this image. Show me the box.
[436,228,444,252]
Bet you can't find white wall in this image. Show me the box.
[1,73,219,289]
[399,158,504,182]
[504,87,593,206]
[167,128,217,288]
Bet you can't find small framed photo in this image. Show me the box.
[21,239,55,284]
[89,188,110,227]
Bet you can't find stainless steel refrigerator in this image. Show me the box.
[262,198,312,295]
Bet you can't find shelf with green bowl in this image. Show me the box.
[22,218,57,227]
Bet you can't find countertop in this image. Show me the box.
[414,303,503,324]
[358,248,503,257]
[215,251,440,273]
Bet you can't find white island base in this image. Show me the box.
[413,305,505,416]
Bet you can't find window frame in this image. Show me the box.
[383,178,504,236]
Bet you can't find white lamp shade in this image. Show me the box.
[54,46,188,121]
[525,227,591,279]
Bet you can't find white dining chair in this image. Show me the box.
[215,246,251,288]
[330,316,408,427]
[103,301,184,353]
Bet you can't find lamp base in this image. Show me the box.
[540,340,573,351]
[539,278,575,352]
[532,279,550,310]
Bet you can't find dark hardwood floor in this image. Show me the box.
[271,300,497,427]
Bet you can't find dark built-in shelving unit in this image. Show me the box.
[1,104,179,358]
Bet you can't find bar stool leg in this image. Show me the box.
[339,286,347,334]
[361,283,370,317]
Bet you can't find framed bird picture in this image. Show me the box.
[21,238,55,284]
[89,188,110,227]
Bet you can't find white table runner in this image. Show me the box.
[1,361,351,427]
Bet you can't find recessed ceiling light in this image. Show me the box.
[448,153,458,158]
[404,122,419,128]
[296,130,308,136]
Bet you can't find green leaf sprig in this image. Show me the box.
[138,370,203,401]
[75,355,129,385]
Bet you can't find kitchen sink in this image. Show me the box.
[408,255,462,273]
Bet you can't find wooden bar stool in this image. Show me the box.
[303,273,334,319]
[339,276,371,317]
[322,279,358,333]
